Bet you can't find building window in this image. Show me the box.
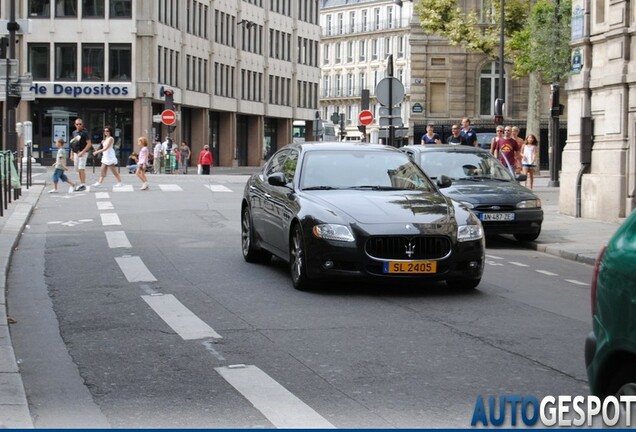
[384,37,390,57]
[56,0,77,17]
[335,42,341,63]
[359,40,366,61]
[430,82,447,114]
[374,8,380,30]
[347,41,353,63]
[323,44,329,65]
[479,61,506,116]
[362,10,368,31]
[82,0,104,17]
[337,12,343,34]
[371,39,378,60]
[109,44,131,81]
[397,36,404,58]
[28,44,50,80]
[81,44,104,81]
[349,11,355,32]
[29,0,51,17]
[55,44,77,80]
[110,0,131,17]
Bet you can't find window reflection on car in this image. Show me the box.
[420,151,514,182]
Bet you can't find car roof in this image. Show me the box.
[401,144,491,154]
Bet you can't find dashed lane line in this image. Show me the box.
[141,294,222,340]
[100,213,121,226]
[105,231,132,249]
[215,364,335,429]
[97,201,114,211]
[535,269,559,276]
[204,184,233,193]
[115,255,157,282]
[565,279,588,286]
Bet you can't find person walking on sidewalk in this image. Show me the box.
[197,145,214,175]
[153,137,164,174]
[91,125,123,188]
[135,136,150,190]
[48,138,77,193]
[69,117,92,191]
[521,133,539,190]
[180,141,191,174]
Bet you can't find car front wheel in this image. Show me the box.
[290,224,313,291]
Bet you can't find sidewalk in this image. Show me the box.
[0,171,624,428]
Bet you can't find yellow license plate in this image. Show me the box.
[383,261,437,274]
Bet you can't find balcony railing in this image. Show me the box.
[322,18,411,37]
[321,85,411,99]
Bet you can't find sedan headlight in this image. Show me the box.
[312,224,355,242]
[516,199,542,209]
[457,224,483,242]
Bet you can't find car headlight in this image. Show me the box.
[312,224,355,242]
[516,199,542,209]
[457,224,483,242]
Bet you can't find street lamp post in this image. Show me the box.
[499,0,505,112]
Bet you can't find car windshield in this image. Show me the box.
[300,150,436,192]
[420,150,515,181]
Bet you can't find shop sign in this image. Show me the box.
[29,82,134,99]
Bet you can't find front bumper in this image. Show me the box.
[479,209,543,236]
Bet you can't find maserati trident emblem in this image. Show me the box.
[404,241,416,258]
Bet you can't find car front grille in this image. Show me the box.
[365,236,452,260]
[473,205,516,211]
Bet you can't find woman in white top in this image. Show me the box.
[92,125,123,188]
[521,133,539,190]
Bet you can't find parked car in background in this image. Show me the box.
[585,209,636,401]
[241,142,485,291]
[400,145,543,242]
[476,132,497,151]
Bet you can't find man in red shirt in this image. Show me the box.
[494,126,520,173]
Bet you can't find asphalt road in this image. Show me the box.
[7,173,593,428]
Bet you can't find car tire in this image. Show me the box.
[513,231,541,242]
[290,224,313,291]
[604,369,636,426]
[446,277,481,290]
[241,206,271,263]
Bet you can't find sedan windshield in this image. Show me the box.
[419,150,515,181]
[300,150,436,192]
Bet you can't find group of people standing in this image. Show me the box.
[49,118,215,194]
[419,117,539,190]
[151,137,213,175]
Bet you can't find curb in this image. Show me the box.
[0,185,43,429]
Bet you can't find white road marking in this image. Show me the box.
[202,340,226,361]
[565,279,588,286]
[95,192,110,199]
[48,219,94,227]
[100,213,121,226]
[97,201,114,211]
[485,254,504,260]
[141,294,222,340]
[112,185,134,192]
[205,184,233,193]
[509,261,529,267]
[158,184,183,192]
[115,255,157,282]
[215,365,335,429]
[535,270,558,276]
[486,260,504,266]
[105,231,131,249]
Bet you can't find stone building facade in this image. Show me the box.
[563,0,636,221]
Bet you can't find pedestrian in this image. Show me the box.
[91,125,123,188]
[489,125,504,155]
[180,141,191,174]
[69,117,92,191]
[197,145,214,175]
[136,136,150,190]
[460,117,478,147]
[421,124,441,144]
[126,152,138,174]
[153,137,164,174]
[521,133,539,190]
[494,126,521,174]
[447,124,469,146]
[48,138,77,193]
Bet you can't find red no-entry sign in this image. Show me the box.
[359,110,374,126]
[161,109,177,126]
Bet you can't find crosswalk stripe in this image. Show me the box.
[205,184,232,193]
[97,201,114,210]
[105,231,131,249]
[95,192,110,199]
[100,213,121,226]
[158,184,183,192]
[112,185,134,192]
[216,365,335,429]
[142,294,222,340]
[115,256,157,282]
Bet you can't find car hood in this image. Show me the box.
[442,180,537,204]
[305,190,453,224]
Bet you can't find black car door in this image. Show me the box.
[266,149,300,256]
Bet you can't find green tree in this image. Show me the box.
[415,0,571,136]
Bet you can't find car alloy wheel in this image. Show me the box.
[241,206,270,263]
[290,224,311,291]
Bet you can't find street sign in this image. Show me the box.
[375,77,405,107]
[160,109,177,126]
[358,110,374,126]
[379,106,401,117]
[379,116,403,127]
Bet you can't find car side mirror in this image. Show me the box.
[267,172,287,187]
[516,174,528,182]
[437,175,452,189]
